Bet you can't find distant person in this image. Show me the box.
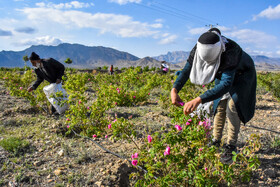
[109,65,114,75]
[170,28,256,164]
[161,61,169,73]
[27,52,65,115]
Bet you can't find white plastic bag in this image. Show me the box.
[43,83,68,114]
[190,101,213,117]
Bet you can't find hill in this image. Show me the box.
[0,43,140,68]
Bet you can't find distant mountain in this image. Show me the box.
[118,57,181,69]
[153,51,280,70]
[153,51,190,64]
[0,43,140,68]
[1,44,279,70]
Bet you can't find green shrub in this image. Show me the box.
[0,137,30,156]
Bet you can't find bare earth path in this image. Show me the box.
[0,81,279,186]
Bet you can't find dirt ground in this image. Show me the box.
[0,80,280,187]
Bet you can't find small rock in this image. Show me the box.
[47,174,51,179]
[53,169,63,176]
[264,168,276,178]
[33,160,43,167]
[58,149,64,157]
[95,181,102,186]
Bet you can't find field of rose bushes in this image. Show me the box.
[0,67,273,186]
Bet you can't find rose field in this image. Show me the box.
[0,67,279,186]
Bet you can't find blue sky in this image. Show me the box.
[0,0,280,58]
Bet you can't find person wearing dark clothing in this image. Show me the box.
[171,28,256,164]
[109,65,114,75]
[27,52,65,114]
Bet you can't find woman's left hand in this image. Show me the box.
[183,97,202,116]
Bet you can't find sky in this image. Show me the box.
[0,0,280,58]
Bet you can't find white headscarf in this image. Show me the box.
[189,31,226,85]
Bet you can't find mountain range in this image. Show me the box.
[0,43,279,70]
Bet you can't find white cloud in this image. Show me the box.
[188,27,278,49]
[35,1,94,9]
[20,7,160,38]
[159,34,177,45]
[277,50,280,56]
[224,29,277,48]
[16,36,63,46]
[253,4,280,20]
[108,0,141,5]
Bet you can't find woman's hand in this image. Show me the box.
[183,97,202,116]
[171,88,183,106]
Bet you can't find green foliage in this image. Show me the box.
[0,68,267,186]
[64,57,73,64]
[0,137,30,156]
[257,72,280,100]
[102,66,108,70]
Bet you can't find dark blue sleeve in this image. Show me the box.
[172,62,192,93]
[200,69,235,103]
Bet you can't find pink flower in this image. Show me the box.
[198,121,204,126]
[19,87,23,90]
[199,148,203,151]
[186,122,190,125]
[108,124,112,129]
[105,135,108,138]
[67,125,70,128]
[78,100,82,104]
[133,96,136,99]
[66,118,70,121]
[87,107,90,110]
[175,125,182,131]
[92,134,97,138]
[188,119,192,122]
[131,160,138,166]
[88,78,91,81]
[113,119,117,123]
[134,153,139,159]
[164,146,170,156]
[179,102,185,106]
[204,167,208,171]
[202,85,205,88]
[147,135,152,143]
[117,90,120,93]
[115,102,117,105]
[148,93,150,95]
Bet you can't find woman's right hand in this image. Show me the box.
[171,88,183,106]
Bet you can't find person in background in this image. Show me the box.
[109,65,114,75]
[161,61,169,73]
[27,52,65,115]
[170,28,256,164]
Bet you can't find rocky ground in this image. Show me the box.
[0,80,280,187]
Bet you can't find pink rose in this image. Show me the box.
[147,135,152,143]
[164,146,170,156]
[131,160,138,166]
[175,125,182,131]
[108,124,112,129]
[179,102,185,106]
[186,122,190,125]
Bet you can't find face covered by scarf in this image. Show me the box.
[189,31,226,85]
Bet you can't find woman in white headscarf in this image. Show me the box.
[171,28,256,164]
